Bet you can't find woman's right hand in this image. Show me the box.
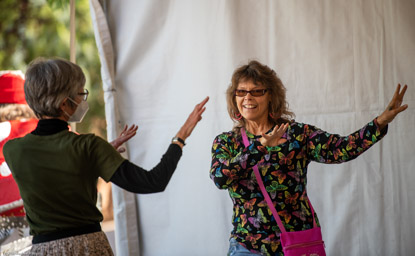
[173,96,209,147]
[259,123,289,147]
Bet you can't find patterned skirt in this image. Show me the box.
[22,231,113,256]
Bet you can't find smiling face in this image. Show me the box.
[235,79,270,125]
[226,60,294,132]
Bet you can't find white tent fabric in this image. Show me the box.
[89,1,140,255]
[90,0,415,255]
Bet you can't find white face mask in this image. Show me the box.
[64,97,89,123]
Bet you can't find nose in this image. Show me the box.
[244,92,254,99]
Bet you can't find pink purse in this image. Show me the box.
[241,128,326,256]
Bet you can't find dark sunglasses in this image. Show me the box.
[234,89,267,97]
[78,88,89,101]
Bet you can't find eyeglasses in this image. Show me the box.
[78,88,89,101]
[234,89,267,97]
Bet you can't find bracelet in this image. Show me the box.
[171,136,186,146]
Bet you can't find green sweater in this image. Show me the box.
[3,130,125,236]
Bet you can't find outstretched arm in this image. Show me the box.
[306,84,408,163]
[110,97,209,193]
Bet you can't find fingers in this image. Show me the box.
[395,104,408,114]
[393,84,407,101]
[189,97,209,122]
[398,84,408,102]
[264,123,289,139]
[388,84,408,111]
[194,97,209,115]
[275,123,289,136]
[198,106,207,117]
[388,84,401,110]
[260,123,289,147]
[124,132,136,141]
[119,124,128,136]
[381,84,409,126]
[197,96,210,108]
[392,84,401,100]
[127,124,139,134]
[177,97,209,140]
[270,124,279,134]
[126,124,138,132]
[393,84,406,107]
[193,97,209,112]
[120,124,138,137]
[113,124,138,151]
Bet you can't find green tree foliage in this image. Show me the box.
[0,0,107,138]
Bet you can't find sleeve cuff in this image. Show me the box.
[167,143,183,158]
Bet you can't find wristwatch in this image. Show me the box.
[171,136,186,146]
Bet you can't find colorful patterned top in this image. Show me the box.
[210,119,387,255]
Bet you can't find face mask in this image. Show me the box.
[64,97,89,123]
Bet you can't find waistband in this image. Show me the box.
[32,222,101,244]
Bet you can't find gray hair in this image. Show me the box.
[24,57,86,119]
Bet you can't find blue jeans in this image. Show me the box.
[227,238,262,256]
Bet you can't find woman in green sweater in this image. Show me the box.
[3,57,209,255]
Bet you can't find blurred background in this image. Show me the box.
[0,0,106,138]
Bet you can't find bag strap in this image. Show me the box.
[240,128,317,234]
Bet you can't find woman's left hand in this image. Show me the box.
[377,84,408,129]
[110,124,138,153]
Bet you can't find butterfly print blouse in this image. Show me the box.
[210,119,387,255]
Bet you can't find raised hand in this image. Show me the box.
[259,123,289,147]
[110,124,138,153]
[377,84,408,129]
[174,96,209,147]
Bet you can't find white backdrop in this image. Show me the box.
[90,0,415,255]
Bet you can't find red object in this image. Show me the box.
[0,70,38,217]
[0,120,38,217]
[0,71,27,104]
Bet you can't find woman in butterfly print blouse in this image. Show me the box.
[209,60,408,256]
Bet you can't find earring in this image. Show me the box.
[269,112,275,119]
[234,113,242,120]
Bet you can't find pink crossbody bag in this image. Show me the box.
[241,128,326,256]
